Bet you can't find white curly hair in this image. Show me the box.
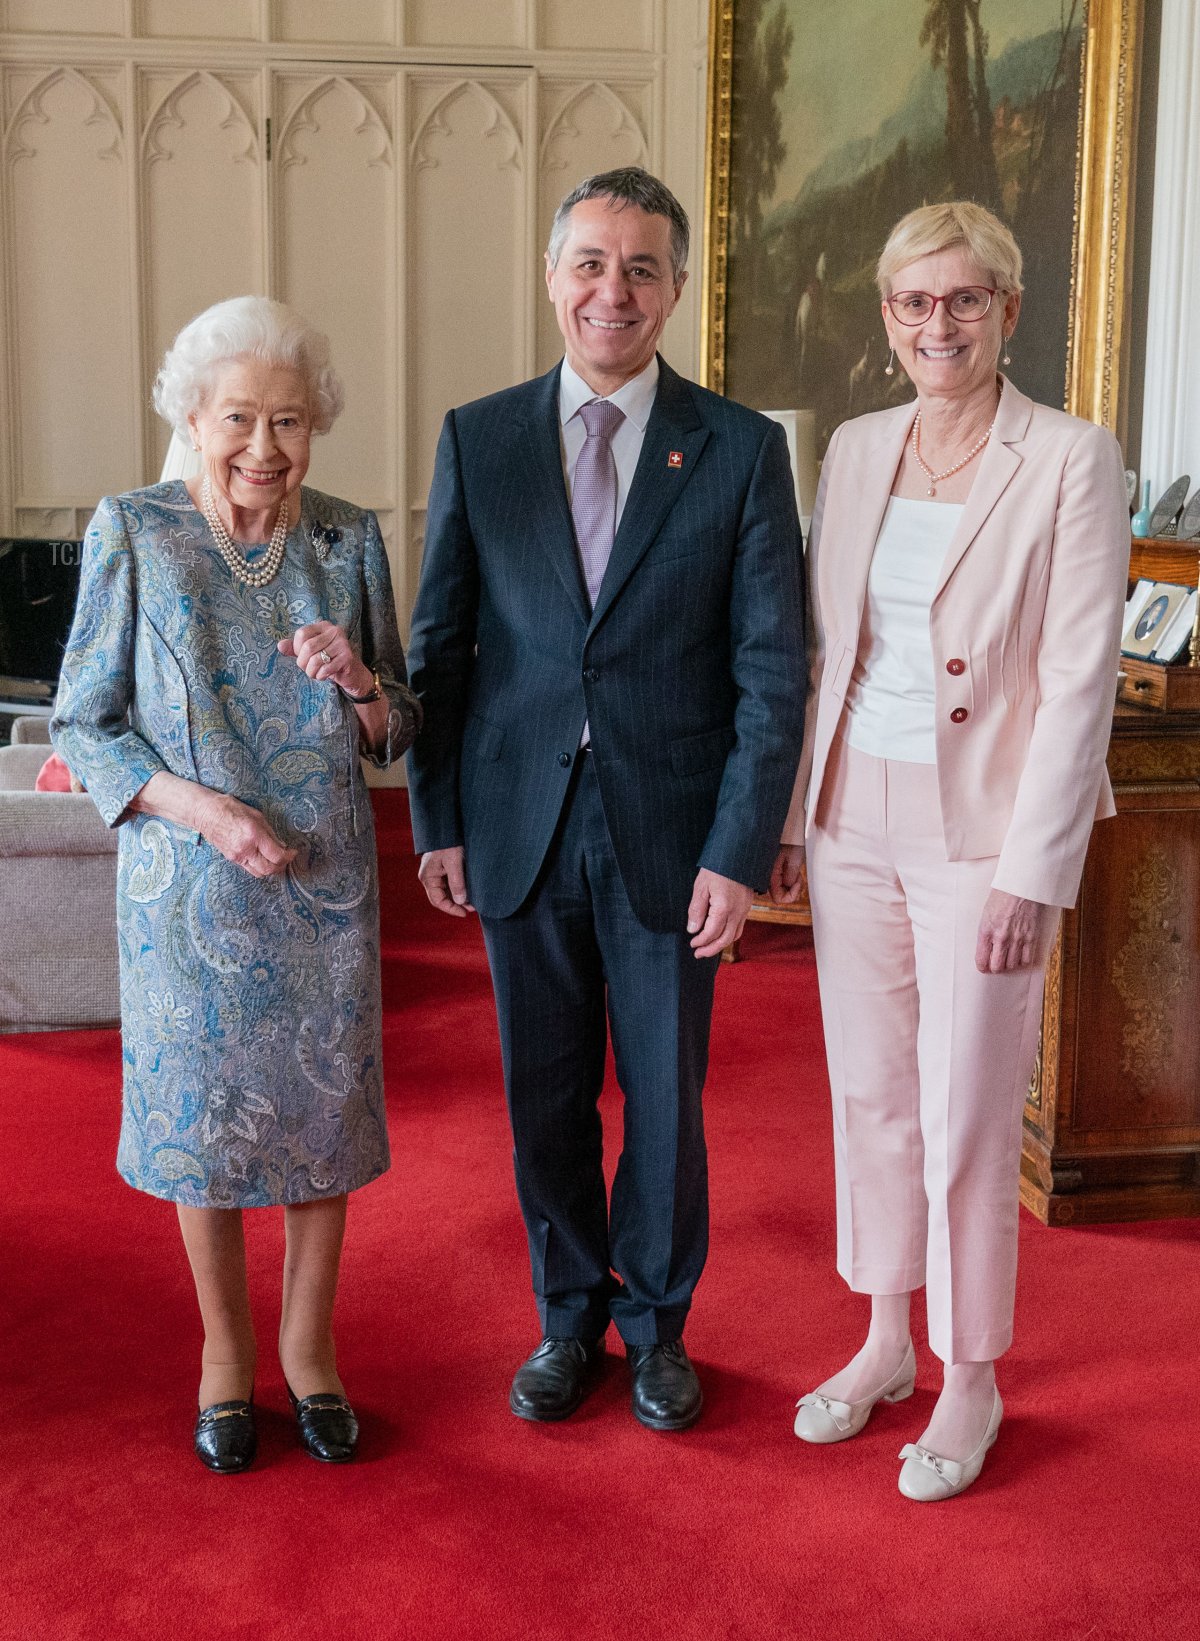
[152,295,344,438]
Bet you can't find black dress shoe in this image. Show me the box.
[628,1341,703,1431]
[193,1399,257,1474]
[286,1385,359,1463]
[509,1337,605,1422]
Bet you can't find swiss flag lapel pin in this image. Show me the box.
[667,450,684,469]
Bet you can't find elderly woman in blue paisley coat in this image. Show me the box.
[52,296,420,1474]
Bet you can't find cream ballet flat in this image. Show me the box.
[794,1340,917,1444]
[897,1388,1003,1501]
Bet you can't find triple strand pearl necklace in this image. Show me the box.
[200,474,289,588]
[911,410,995,497]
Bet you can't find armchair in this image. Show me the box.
[0,717,119,1031]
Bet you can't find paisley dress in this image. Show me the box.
[52,481,420,1207]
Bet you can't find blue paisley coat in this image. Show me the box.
[52,481,420,1207]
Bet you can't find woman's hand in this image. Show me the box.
[278,622,374,699]
[194,791,297,879]
[975,888,1051,974]
[769,844,807,906]
[280,621,391,755]
[131,774,296,878]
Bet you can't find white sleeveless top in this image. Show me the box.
[843,496,964,765]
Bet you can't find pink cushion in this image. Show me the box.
[34,753,74,792]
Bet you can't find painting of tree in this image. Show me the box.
[729,0,794,298]
[722,0,1087,456]
[920,0,1000,200]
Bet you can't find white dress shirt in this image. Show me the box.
[558,354,659,527]
[559,355,659,749]
[844,497,964,765]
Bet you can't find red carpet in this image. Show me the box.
[2,793,1197,1641]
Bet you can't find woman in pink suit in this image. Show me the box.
[772,202,1129,1500]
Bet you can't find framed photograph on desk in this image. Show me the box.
[1121,582,1190,659]
[1152,590,1200,663]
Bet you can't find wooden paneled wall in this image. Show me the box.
[0,0,710,636]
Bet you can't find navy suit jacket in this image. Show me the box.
[405,357,806,932]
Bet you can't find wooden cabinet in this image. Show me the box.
[1021,701,1200,1223]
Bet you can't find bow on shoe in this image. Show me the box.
[796,1391,854,1433]
[897,1442,965,1489]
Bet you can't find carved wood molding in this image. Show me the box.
[13,504,94,537]
[141,72,258,167]
[539,81,647,171]
[277,76,394,171]
[4,65,123,164]
[1110,843,1187,1091]
[1028,923,1065,1118]
[699,0,731,393]
[1108,737,1200,784]
[1066,0,1145,436]
[1,64,129,531]
[410,79,523,173]
[0,9,694,546]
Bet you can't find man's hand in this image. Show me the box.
[975,888,1051,974]
[687,868,754,958]
[418,846,475,917]
[768,844,806,906]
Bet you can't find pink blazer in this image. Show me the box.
[782,378,1130,908]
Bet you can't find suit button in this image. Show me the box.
[946,658,966,676]
[950,707,969,724]
[558,752,571,767]
[584,667,600,682]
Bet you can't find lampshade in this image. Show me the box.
[762,409,819,531]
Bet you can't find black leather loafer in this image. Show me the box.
[628,1341,703,1432]
[193,1399,257,1474]
[287,1386,359,1463]
[509,1337,606,1422]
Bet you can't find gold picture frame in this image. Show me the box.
[702,0,1144,443]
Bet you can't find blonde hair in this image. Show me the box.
[876,201,1023,297]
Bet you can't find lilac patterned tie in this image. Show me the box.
[572,399,625,607]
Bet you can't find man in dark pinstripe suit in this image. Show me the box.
[406,169,805,1431]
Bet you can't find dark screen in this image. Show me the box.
[0,539,83,697]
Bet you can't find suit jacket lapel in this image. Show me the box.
[515,363,591,625]
[933,376,1032,598]
[588,358,710,632]
[841,401,917,640]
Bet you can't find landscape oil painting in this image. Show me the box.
[720,0,1088,454]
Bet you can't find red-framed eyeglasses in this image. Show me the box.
[886,287,999,325]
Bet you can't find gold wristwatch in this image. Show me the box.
[340,667,383,704]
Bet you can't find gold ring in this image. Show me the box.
[318,649,332,664]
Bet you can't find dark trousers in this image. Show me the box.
[480,753,718,1346]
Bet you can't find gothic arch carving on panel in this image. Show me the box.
[410,81,522,173]
[5,68,123,166]
[142,73,258,168]
[539,82,646,173]
[277,78,394,172]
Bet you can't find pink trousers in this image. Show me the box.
[807,736,1053,1364]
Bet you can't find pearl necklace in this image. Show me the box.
[200,475,289,588]
[911,411,994,497]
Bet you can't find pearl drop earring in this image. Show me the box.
[884,348,895,377]
[1002,336,1012,367]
